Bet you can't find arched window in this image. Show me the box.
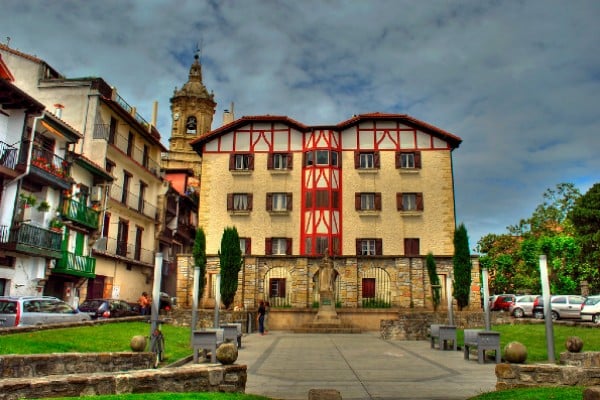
[186,116,197,134]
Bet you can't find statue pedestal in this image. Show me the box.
[313,291,341,326]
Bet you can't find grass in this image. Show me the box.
[468,386,584,400]
[38,394,272,400]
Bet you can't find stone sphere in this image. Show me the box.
[216,341,238,365]
[504,341,527,363]
[566,336,584,353]
[130,335,147,352]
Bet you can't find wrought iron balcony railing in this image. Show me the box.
[54,250,96,278]
[108,183,157,220]
[93,236,154,265]
[61,197,100,229]
[0,140,19,170]
[0,223,62,258]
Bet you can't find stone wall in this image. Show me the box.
[0,352,154,378]
[0,364,247,400]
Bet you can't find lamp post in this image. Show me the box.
[190,260,200,340]
[214,274,221,328]
[482,266,491,331]
[539,255,555,362]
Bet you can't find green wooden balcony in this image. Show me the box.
[54,251,96,278]
[61,197,100,229]
[0,223,62,259]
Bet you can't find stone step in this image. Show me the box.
[291,325,363,334]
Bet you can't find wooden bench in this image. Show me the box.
[192,328,224,363]
[463,329,501,364]
[220,323,243,348]
[430,324,457,351]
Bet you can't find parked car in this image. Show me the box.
[78,299,140,320]
[509,295,540,318]
[0,296,91,327]
[532,295,586,320]
[580,295,600,324]
[490,294,516,311]
[159,292,175,311]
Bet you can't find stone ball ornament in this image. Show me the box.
[566,336,584,353]
[130,335,147,352]
[216,340,238,364]
[503,341,527,363]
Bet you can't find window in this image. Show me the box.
[127,132,134,156]
[142,144,149,168]
[315,190,329,207]
[362,278,376,298]
[134,226,143,261]
[267,193,292,212]
[239,238,251,255]
[397,193,424,211]
[108,117,117,144]
[355,151,380,169]
[122,172,132,204]
[356,239,382,256]
[138,182,147,213]
[268,153,292,170]
[315,150,329,165]
[404,238,420,256]
[269,278,286,297]
[316,237,328,255]
[355,192,382,211]
[395,151,422,169]
[304,150,340,167]
[266,238,292,255]
[186,116,197,134]
[117,219,129,257]
[105,159,115,174]
[229,153,254,171]
[227,193,253,211]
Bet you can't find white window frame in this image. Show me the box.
[233,194,249,210]
[361,193,376,210]
[234,154,250,170]
[361,240,376,256]
[400,153,415,169]
[272,238,287,255]
[239,238,247,255]
[273,153,287,169]
[402,193,417,211]
[272,193,288,211]
[359,153,374,169]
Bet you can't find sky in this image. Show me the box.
[1,0,599,250]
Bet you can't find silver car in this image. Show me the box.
[532,295,586,320]
[581,295,600,324]
[0,296,91,327]
[509,295,540,318]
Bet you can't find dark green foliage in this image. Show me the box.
[219,226,242,309]
[453,223,472,310]
[426,252,441,311]
[569,183,600,292]
[192,227,207,299]
[361,298,391,308]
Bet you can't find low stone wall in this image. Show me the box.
[0,364,247,400]
[0,352,155,378]
[496,352,600,389]
[380,311,514,340]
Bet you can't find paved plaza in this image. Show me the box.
[234,331,498,400]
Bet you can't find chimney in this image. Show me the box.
[152,100,158,127]
[222,102,235,126]
[54,104,64,118]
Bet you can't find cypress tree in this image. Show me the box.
[219,226,242,309]
[192,227,207,300]
[453,223,472,310]
[426,252,441,311]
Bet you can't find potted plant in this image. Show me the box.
[19,193,37,208]
[49,218,64,232]
[37,201,51,213]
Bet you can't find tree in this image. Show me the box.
[219,226,242,309]
[426,252,441,311]
[192,227,207,300]
[568,183,600,292]
[453,223,472,310]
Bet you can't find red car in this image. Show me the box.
[490,294,516,311]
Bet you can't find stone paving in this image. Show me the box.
[234,331,498,400]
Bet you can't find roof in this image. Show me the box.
[190,112,462,153]
[0,43,63,78]
[73,153,114,181]
[41,110,83,142]
[0,77,45,113]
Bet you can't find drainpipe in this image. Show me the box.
[8,113,44,186]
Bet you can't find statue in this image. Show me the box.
[319,250,335,293]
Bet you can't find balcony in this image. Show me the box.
[0,140,20,179]
[18,142,71,190]
[53,250,96,278]
[108,183,157,220]
[92,236,154,266]
[0,223,62,259]
[61,197,100,230]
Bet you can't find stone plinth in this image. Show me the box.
[313,291,341,326]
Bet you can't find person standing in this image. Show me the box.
[257,300,266,335]
[264,301,271,333]
[138,292,150,315]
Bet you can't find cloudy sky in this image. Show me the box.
[1,0,599,249]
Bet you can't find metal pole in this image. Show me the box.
[446,274,454,325]
[482,267,491,331]
[214,274,221,328]
[150,253,163,338]
[190,263,200,340]
[539,255,555,362]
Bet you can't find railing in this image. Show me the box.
[108,183,157,219]
[114,92,150,130]
[93,123,109,140]
[108,131,161,179]
[0,223,62,255]
[54,251,96,278]
[21,142,70,180]
[96,236,154,265]
[62,197,100,229]
[0,140,19,170]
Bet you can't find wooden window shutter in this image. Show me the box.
[375,193,382,210]
[227,193,234,211]
[395,152,401,168]
[265,238,272,255]
[355,193,361,210]
[375,239,383,255]
[247,193,253,211]
[414,151,422,169]
[280,278,286,297]
[287,193,293,211]
[355,239,361,255]
[267,153,274,170]
[245,238,251,255]
[266,193,273,211]
[286,153,293,170]
[416,193,424,211]
[374,151,380,168]
[229,154,235,170]
[286,238,292,255]
[354,151,360,168]
[248,154,255,170]
[396,193,403,211]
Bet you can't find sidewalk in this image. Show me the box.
[235,331,497,400]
